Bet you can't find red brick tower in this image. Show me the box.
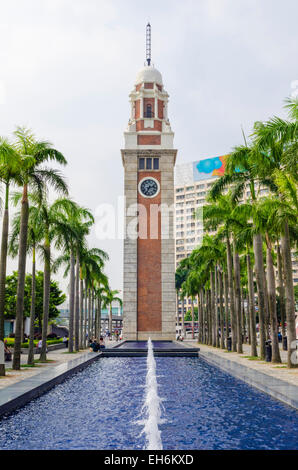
[121,24,177,340]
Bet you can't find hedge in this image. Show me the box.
[4,338,64,348]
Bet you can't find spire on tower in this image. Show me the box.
[146,23,151,66]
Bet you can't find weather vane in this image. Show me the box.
[146,23,151,66]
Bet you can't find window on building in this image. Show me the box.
[186,186,194,191]
[153,158,159,170]
[145,104,153,118]
[139,158,145,170]
[146,158,152,170]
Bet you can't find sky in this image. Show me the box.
[0,0,297,298]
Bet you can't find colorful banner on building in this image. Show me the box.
[193,155,229,181]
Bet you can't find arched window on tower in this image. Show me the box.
[145,103,153,118]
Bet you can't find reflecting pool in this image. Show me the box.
[0,357,297,450]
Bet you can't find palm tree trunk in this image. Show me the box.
[227,236,236,352]
[74,250,80,351]
[198,290,203,343]
[13,183,29,370]
[40,237,51,362]
[91,287,95,338]
[210,271,216,347]
[241,289,246,344]
[218,269,225,349]
[245,289,251,345]
[233,242,243,354]
[79,276,84,349]
[94,298,98,339]
[191,297,195,340]
[201,290,206,344]
[264,275,270,342]
[68,249,75,353]
[98,297,102,338]
[208,289,212,346]
[182,297,186,339]
[253,233,266,360]
[266,236,281,363]
[109,303,112,336]
[27,245,36,365]
[176,292,179,336]
[214,266,219,348]
[247,253,257,357]
[0,183,9,376]
[223,271,229,349]
[84,281,88,348]
[277,244,286,348]
[281,220,297,368]
[88,288,91,342]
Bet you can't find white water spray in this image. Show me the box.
[142,338,163,450]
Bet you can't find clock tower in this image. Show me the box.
[121,24,177,341]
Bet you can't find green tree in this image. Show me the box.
[4,271,65,324]
[0,138,22,375]
[12,127,67,370]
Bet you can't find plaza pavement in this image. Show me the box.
[186,340,298,387]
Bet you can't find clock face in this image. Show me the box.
[139,178,160,198]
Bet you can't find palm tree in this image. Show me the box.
[75,247,109,346]
[203,193,240,351]
[24,195,70,362]
[175,262,190,338]
[12,127,67,370]
[209,145,279,359]
[103,288,122,338]
[253,102,298,367]
[54,203,96,351]
[0,138,21,376]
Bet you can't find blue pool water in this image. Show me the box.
[0,357,297,450]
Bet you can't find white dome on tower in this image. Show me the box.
[135,65,163,86]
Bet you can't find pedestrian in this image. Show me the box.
[37,338,42,354]
[4,340,12,362]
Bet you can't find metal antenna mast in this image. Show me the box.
[146,23,151,66]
